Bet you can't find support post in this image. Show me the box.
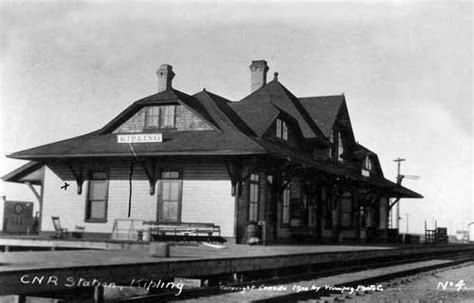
[68,164,85,195]
[93,285,104,303]
[141,159,158,195]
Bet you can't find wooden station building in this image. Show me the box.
[3,60,422,244]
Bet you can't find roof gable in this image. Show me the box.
[229,86,281,136]
[299,95,344,138]
[334,100,356,145]
[355,144,385,178]
[231,80,326,142]
[99,89,219,134]
[7,89,269,160]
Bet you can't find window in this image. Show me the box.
[337,132,344,162]
[282,186,291,225]
[328,133,334,157]
[161,105,176,128]
[364,156,372,171]
[276,119,288,140]
[249,174,260,222]
[85,171,109,222]
[158,170,182,223]
[340,192,352,228]
[145,105,176,129]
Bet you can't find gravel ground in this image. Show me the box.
[356,262,474,302]
[174,259,459,302]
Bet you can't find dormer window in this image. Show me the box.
[361,156,372,177]
[276,119,288,141]
[145,105,176,129]
[364,156,373,171]
[337,132,344,162]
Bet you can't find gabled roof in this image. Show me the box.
[99,89,219,134]
[3,72,423,200]
[299,95,345,138]
[7,89,266,160]
[354,143,384,177]
[231,80,328,144]
[194,90,256,137]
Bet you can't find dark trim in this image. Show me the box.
[144,104,178,130]
[280,184,291,227]
[248,173,260,223]
[84,169,109,223]
[156,167,183,224]
[9,150,267,159]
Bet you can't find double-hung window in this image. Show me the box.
[249,174,260,222]
[145,105,176,129]
[276,119,288,141]
[85,171,109,222]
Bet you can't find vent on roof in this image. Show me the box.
[156,64,175,92]
[249,60,269,93]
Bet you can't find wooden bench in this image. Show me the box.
[143,222,224,243]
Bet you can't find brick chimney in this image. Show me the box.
[249,60,269,93]
[156,64,175,92]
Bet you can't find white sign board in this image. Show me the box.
[174,277,202,289]
[117,133,162,143]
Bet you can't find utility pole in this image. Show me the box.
[393,157,406,185]
[393,158,406,229]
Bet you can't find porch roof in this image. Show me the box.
[258,141,422,199]
[2,161,44,185]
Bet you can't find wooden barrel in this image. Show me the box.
[246,223,260,244]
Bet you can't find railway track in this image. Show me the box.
[117,248,474,302]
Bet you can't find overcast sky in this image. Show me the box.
[1,1,472,234]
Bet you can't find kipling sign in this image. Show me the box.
[117,134,163,143]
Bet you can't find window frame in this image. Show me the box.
[276,118,288,141]
[84,170,109,223]
[157,168,183,224]
[144,105,177,130]
[281,185,291,226]
[364,156,373,171]
[248,173,260,223]
[337,132,344,162]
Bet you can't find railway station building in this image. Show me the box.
[3,60,422,244]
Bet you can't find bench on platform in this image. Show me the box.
[143,221,225,243]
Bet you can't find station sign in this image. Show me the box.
[117,133,163,143]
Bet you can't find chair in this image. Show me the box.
[51,216,69,239]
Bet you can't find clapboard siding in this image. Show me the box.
[42,165,90,232]
[181,162,234,237]
[41,160,234,237]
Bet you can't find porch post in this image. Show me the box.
[25,181,42,233]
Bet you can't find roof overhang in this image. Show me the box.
[2,161,44,185]
[7,150,268,160]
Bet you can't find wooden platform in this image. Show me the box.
[1,243,474,296]
[0,237,145,251]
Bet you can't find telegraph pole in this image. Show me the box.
[393,157,406,184]
[393,158,406,229]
